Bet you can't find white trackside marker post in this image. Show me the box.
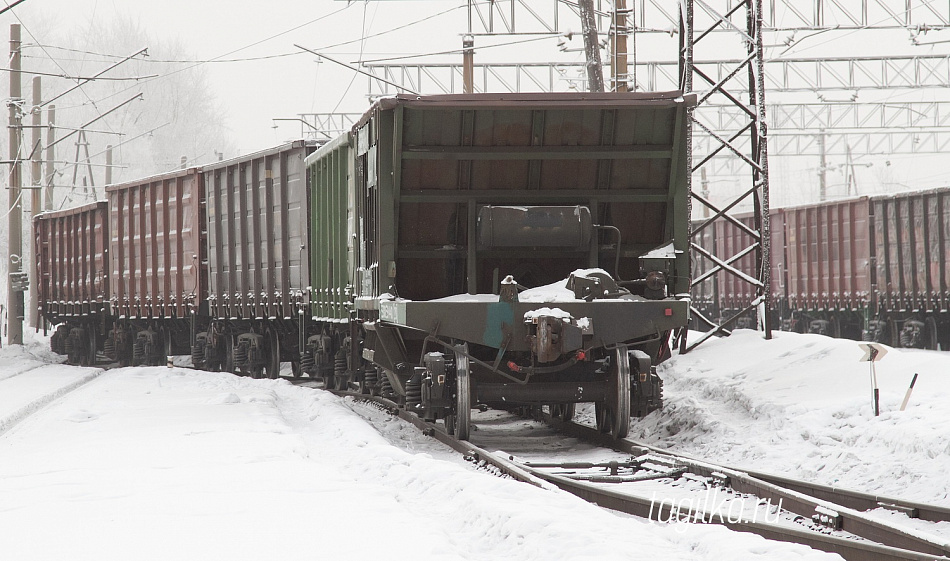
[899,373,919,412]
[858,343,888,416]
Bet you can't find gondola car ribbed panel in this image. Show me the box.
[714,214,759,312]
[203,141,315,321]
[702,209,786,315]
[305,134,351,322]
[784,197,871,311]
[873,189,950,310]
[769,209,788,308]
[33,201,109,322]
[105,169,205,319]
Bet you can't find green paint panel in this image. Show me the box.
[307,136,352,321]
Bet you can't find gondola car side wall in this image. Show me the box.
[203,141,315,322]
[873,190,950,313]
[34,201,110,324]
[306,134,352,323]
[691,209,786,329]
[784,198,871,313]
[106,168,205,321]
[871,189,950,349]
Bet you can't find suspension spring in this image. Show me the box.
[233,343,248,366]
[379,373,393,399]
[132,339,146,363]
[405,376,422,409]
[363,367,378,388]
[300,352,315,374]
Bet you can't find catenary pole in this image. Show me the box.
[462,35,474,94]
[29,75,40,328]
[105,145,112,185]
[45,105,54,210]
[578,0,604,92]
[612,0,628,92]
[8,23,23,345]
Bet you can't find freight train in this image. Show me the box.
[693,189,950,350]
[34,92,695,439]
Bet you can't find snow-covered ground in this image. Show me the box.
[634,329,950,507]
[3,328,948,560]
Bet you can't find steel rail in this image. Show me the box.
[545,414,950,558]
[525,469,941,561]
[550,415,950,523]
[312,383,950,561]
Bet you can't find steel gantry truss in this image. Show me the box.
[680,0,772,350]
[596,0,950,32]
[461,0,950,34]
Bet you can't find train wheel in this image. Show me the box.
[829,315,842,339]
[80,328,96,367]
[264,329,280,379]
[926,317,939,350]
[550,403,575,422]
[452,344,471,441]
[88,328,98,366]
[224,336,236,374]
[163,329,173,366]
[596,347,631,439]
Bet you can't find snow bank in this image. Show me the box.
[636,329,950,505]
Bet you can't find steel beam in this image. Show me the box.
[459,0,950,36]
[366,54,950,94]
[629,0,950,32]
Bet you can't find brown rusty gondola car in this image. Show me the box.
[34,201,110,365]
[869,189,950,349]
[783,198,872,340]
[105,168,206,365]
[689,208,786,332]
[692,189,950,350]
[192,140,316,378]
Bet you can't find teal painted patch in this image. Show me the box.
[483,302,514,348]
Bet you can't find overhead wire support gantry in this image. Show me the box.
[681,0,772,351]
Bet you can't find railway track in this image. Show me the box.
[0,363,102,438]
[311,381,950,561]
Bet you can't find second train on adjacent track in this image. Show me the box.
[693,189,950,350]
